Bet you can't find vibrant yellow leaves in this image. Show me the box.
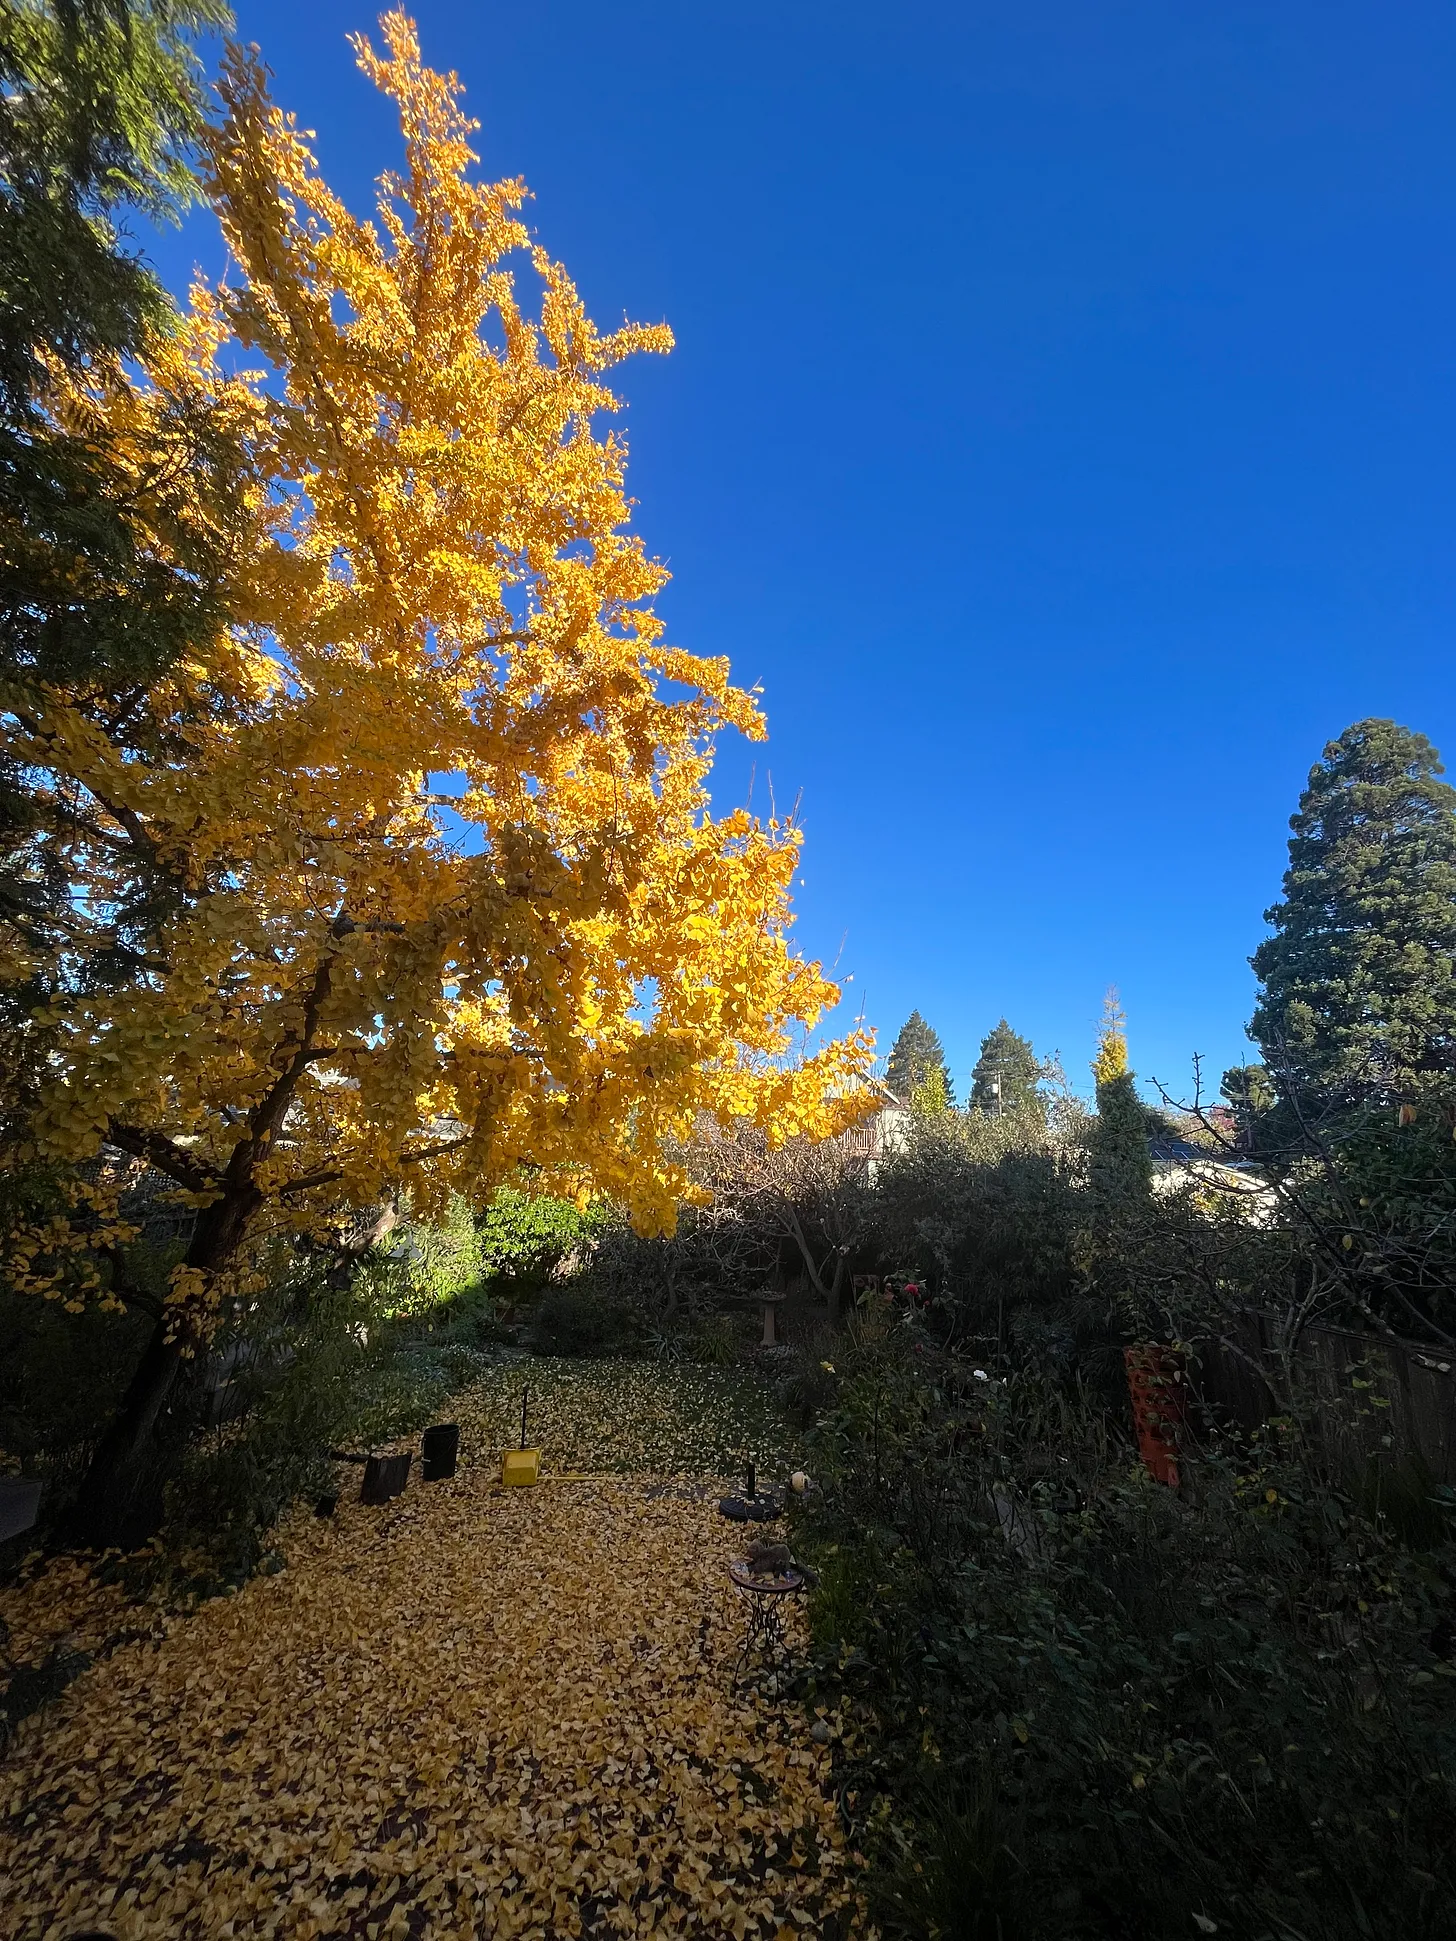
[2,11,871,1327]
[1092,987,1129,1087]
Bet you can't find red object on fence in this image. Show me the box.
[1124,1344,1187,1487]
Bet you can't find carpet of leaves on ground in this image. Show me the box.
[452,1354,802,1478]
[0,1360,859,1938]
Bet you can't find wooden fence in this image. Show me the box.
[1192,1313,1456,1483]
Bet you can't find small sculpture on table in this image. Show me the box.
[728,1536,810,1683]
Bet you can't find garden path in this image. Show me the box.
[0,1361,859,1939]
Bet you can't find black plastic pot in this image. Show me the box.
[0,1476,42,1543]
[421,1423,460,1480]
[360,1452,411,1505]
[314,1491,339,1518]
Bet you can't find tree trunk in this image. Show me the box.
[65,1316,187,1547]
[827,1250,848,1328]
[68,1181,259,1547]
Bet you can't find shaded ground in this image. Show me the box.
[1,1360,859,1939]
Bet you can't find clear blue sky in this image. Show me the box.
[148,0,1456,1102]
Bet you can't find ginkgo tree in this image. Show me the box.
[0,12,871,1533]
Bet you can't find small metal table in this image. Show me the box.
[727,1561,806,1680]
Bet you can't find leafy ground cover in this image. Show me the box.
[0,1360,857,1939]
[452,1354,802,1479]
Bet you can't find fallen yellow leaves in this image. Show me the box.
[449,1357,802,1480]
[0,1365,863,1938]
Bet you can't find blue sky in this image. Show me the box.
[148,0,1456,1102]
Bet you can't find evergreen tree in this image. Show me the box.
[885,1009,955,1106]
[0,0,230,688]
[1251,720,1456,1107]
[909,1062,951,1118]
[1220,1065,1275,1117]
[970,1017,1042,1115]
[1084,992,1159,1336]
[1219,1063,1282,1154]
[1088,993,1152,1205]
[1,0,240,1105]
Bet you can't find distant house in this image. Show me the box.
[835,1082,911,1181]
[1149,1134,1275,1219]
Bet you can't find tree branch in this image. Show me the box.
[277,1132,473,1203]
[106,1123,220,1196]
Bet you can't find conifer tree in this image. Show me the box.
[1,0,238,1243]
[1087,992,1152,1206]
[909,1062,951,1118]
[1251,720,1456,1107]
[1081,992,1159,1337]
[0,0,231,689]
[1219,1063,1280,1153]
[885,1010,954,1106]
[970,1018,1042,1115]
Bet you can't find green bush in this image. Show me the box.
[478,1188,601,1288]
[776,1343,842,1428]
[875,1771,1030,1941]
[870,1110,1098,1369]
[692,1312,748,1366]
[527,1287,640,1357]
[364,1194,486,1320]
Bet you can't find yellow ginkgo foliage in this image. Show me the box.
[1,14,870,1508]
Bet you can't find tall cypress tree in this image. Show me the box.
[970,1018,1042,1115]
[885,1010,955,1107]
[1088,993,1152,1205]
[1251,720,1456,1107]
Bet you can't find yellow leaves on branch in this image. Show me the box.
[3,11,872,1324]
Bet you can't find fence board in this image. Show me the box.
[1190,1318,1456,1483]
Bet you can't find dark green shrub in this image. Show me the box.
[794,1330,1456,1940]
[0,1281,153,1521]
[692,1312,748,1366]
[776,1344,842,1428]
[870,1111,1096,1368]
[874,1772,1031,1941]
[527,1287,639,1357]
